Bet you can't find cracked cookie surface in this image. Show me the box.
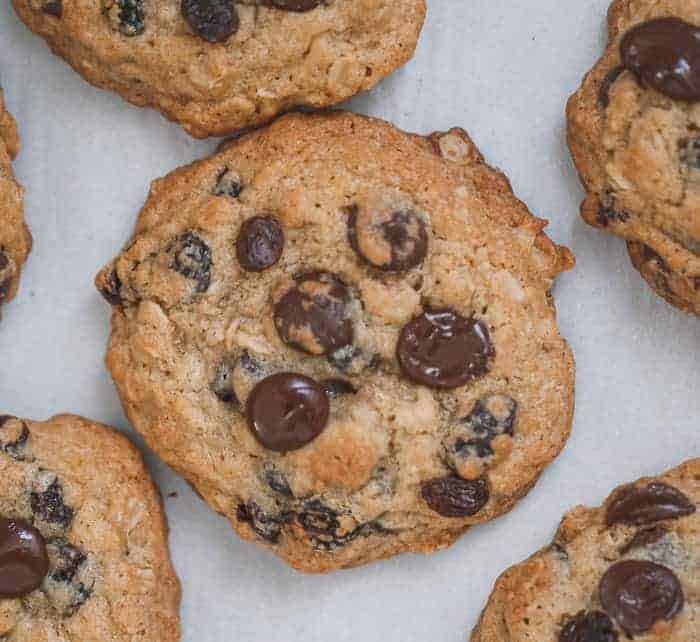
[96,111,575,572]
[471,459,700,642]
[0,414,180,641]
[567,0,700,316]
[0,88,31,316]
[11,0,425,138]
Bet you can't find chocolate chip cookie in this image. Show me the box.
[96,111,575,572]
[0,414,181,640]
[471,459,700,642]
[0,87,31,315]
[11,0,426,138]
[567,1,700,316]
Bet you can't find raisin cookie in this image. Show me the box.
[0,88,31,315]
[96,111,575,572]
[567,1,700,316]
[0,414,180,640]
[11,0,425,138]
[471,459,700,642]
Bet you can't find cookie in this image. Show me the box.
[96,111,575,572]
[0,87,31,315]
[11,0,425,138]
[470,459,699,642]
[567,0,700,316]
[0,414,181,640]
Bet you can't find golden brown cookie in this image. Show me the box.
[96,111,575,572]
[567,0,700,317]
[471,459,699,642]
[11,0,426,138]
[0,88,31,315]
[0,414,181,641]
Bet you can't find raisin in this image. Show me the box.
[239,350,262,376]
[214,168,242,197]
[597,197,630,227]
[98,269,123,305]
[182,0,239,43]
[421,475,489,518]
[0,415,31,461]
[171,232,212,293]
[297,500,340,536]
[47,539,87,583]
[211,357,238,404]
[559,611,618,642]
[454,394,518,460]
[321,379,357,398]
[680,137,700,169]
[264,468,293,498]
[236,501,282,544]
[105,0,145,36]
[36,0,62,17]
[31,478,74,528]
[263,0,323,10]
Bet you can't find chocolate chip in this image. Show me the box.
[347,206,428,272]
[47,539,86,583]
[211,357,239,404]
[0,517,49,598]
[0,416,31,461]
[31,479,74,528]
[397,310,493,389]
[680,137,700,169]
[421,475,489,518]
[171,232,212,293]
[621,17,700,102]
[40,0,62,16]
[181,0,239,43]
[599,560,683,635]
[620,526,668,555]
[274,272,354,356]
[106,0,145,35]
[236,216,284,272]
[264,468,293,498]
[321,379,357,397]
[99,269,123,305]
[559,611,618,642]
[246,373,330,452]
[214,168,242,198]
[606,482,696,526]
[598,66,625,108]
[236,501,282,544]
[263,0,323,11]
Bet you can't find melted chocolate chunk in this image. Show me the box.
[31,479,74,527]
[397,310,493,389]
[347,206,428,272]
[171,232,212,293]
[236,501,283,544]
[620,526,668,555]
[274,272,354,356]
[606,481,696,526]
[598,66,625,108]
[621,17,700,101]
[214,168,243,197]
[99,269,123,305]
[246,373,330,452]
[236,216,284,272]
[0,517,49,598]
[182,0,239,42]
[599,560,683,635]
[559,611,618,642]
[421,475,489,518]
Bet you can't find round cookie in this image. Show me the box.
[470,459,700,642]
[96,111,575,572]
[567,0,700,317]
[0,87,31,315]
[11,0,426,138]
[0,414,181,641]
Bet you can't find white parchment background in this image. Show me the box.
[1,2,699,640]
